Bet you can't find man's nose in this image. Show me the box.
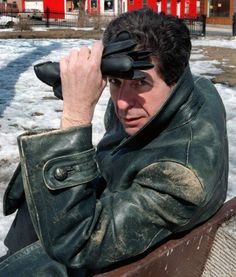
[116,82,134,110]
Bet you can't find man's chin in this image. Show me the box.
[123,126,140,136]
[122,119,146,136]
[119,115,149,135]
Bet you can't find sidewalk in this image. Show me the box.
[206,24,233,37]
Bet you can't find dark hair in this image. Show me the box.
[103,8,191,86]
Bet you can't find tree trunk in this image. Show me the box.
[78,0,86,27]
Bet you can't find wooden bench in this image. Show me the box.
[95,197,236,277]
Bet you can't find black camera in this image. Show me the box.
[34,32,154,100]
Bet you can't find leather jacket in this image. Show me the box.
[0,66,228,275]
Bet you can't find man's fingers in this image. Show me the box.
[77,46,91,62]
[60,56,69,75]
[89,41,104,68]
[60,43,103,74]
[67,49,80,71]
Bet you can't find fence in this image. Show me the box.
[28,9,207,36]
[183,15,206,37]
[233,13,236,36]
[0,10,116,29]
[42,9,115,29]
[0,10,206,36]
[1,10,236,37]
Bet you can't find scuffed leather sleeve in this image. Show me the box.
[18,127,204,270]
[3,163,25,215]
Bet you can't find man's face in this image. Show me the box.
[109,66,173,136]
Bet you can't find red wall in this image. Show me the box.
[128,0,198,17]
[87,0,101,14]
[44,0,65,19]
[21,0,25,11]
[181,0,197,17]
[22,0,198,18]
[189,0,197,17]
[128,0,157,12]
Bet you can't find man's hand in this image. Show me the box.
[33,32,154,102]
[59,41,107,129]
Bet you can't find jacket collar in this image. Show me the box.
[112,65,204,154]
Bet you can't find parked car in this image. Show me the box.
[18,9,43,20]
[0,15,19,28]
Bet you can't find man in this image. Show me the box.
[0,8,228,276]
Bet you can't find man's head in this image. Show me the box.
[103,8,192,135]
[103,8,191,86]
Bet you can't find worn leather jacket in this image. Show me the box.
[0,66,228,276]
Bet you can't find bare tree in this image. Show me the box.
[73,0,86,26]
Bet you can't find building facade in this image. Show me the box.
[87,0,201,17]
[201,0,236,24]
[23,0,43,10]
[87,0,236,24]
[12,0,236,25]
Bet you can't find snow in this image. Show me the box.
[0,36,236,258]
[192,37,236,49]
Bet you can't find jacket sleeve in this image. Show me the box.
[3,163,25,215]
[18,125,205,270]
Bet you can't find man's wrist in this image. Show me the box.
[60,116,91,129]
[60,109,94,128]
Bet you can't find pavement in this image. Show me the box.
[206,24,233,37]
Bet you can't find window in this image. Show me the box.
[72,0,79,9]
[91,0,97,8]
[197,0,200,15]
[104,0,113,11]
[129,0,134,5]
[208,0,230,17]
[167,0,171,14]
[185,1,190,15]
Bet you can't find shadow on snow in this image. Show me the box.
[0,41,61,117]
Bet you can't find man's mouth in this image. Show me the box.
[124,117,140,121]
[121,116,143,124]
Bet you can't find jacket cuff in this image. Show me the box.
[17,125,98,188]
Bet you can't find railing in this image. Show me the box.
[0,10,206,37]
[42,9,115,29]
[0,9,116,29]
[40,9,208,37]
[1,10,236,37]
[182,14,206,37]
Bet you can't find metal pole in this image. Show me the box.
[233,13,236,37]
[46,7,49,28]
[201,14,206,37]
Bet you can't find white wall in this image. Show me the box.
[25,1,43,11]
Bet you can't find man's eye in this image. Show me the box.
[136,79,148,86]
[137,80,145,86]
[108,78,121,86]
